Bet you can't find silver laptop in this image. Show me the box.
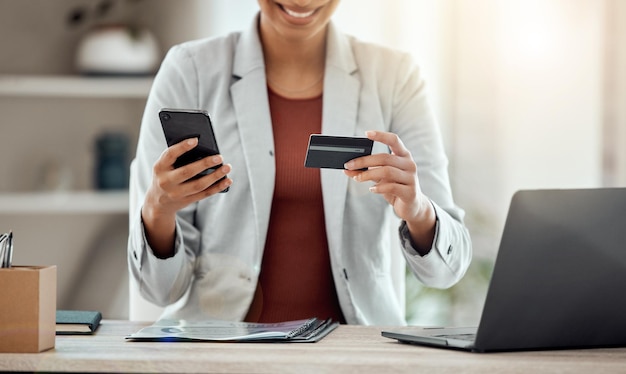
[382,188,626,352]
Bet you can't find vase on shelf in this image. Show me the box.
[94,131,130,190]
[75,24,160,77]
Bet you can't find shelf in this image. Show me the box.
[0,191,129,214]
[0,74,153,99]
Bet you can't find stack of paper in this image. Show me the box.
[126,317,339,343]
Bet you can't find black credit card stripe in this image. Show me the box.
[309,145,367,153]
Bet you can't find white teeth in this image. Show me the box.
[284,7,315,18]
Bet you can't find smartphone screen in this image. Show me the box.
[159,108,228,192]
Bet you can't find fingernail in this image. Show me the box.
[212,156,222,163]
[187,138,197,146]
[365,131,376,137]
[369,186,377,193]
[344,161,354,169]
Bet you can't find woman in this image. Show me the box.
[128,0,472,325]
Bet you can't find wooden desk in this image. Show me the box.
[1,320,625,373]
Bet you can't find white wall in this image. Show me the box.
[605,0,626,186]
[452,0,606,253]
[148,0,259,47]
[496,0,604,196]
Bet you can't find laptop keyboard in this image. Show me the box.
[435,333,476,341]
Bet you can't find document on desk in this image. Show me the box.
[126,317,339,343]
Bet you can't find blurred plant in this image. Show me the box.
[405,256,494,327]
[404,197,503,326]
[66,0,144,29]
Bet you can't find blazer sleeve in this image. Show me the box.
[127,44,204,306]
[389,53,472,289]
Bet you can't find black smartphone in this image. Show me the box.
[159,108,229,192]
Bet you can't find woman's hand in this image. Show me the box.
[141,138,232,258]
[343,131,435,254]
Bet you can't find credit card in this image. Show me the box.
[304,135,374,169]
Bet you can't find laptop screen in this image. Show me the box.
[474,188,626,351]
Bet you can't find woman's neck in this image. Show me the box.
[259,20,328,98]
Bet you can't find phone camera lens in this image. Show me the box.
[161,113,171,121]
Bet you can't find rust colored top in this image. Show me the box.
[244,88,345,324]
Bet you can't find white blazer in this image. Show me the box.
[128,15,472,325]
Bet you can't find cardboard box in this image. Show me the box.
[0,265,56,353]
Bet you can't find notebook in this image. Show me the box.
[56,310,102,335]
[382,188,626,352]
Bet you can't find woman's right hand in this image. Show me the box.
[141,138,232,258]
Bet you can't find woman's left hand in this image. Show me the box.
[343,130,436,253]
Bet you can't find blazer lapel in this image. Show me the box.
[228,18,361,256]
[230,16,275,255]
[321,22,361,252]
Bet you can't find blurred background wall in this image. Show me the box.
[0,0,624,325]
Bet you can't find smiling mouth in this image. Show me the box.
[278,4,318,18]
